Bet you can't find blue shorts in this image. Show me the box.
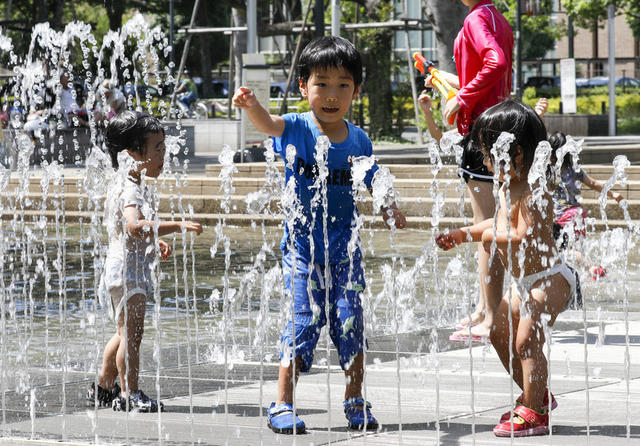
[280,251,366,373]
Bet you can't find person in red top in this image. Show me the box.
[426,0,513,342]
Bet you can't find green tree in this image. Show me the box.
[564,0,640,41]
[563,0,628,29]
[496,0,565,60]
[626,2,640,40]
[344,0,394,139]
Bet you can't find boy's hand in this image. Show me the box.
[386,208,406,230]
[158,239,171,260]
[382,204,406,230]
[182,221,203,235]
[613,191,624,203]
[435,229,464,250]
[418,90,433,114]
[232,86,258,109]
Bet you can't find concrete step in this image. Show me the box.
[1,209,633,231]
[8,192,639,221]
[204,162,640,181]
[8,175,639,201]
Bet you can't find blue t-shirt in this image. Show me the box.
[273,112,378,264]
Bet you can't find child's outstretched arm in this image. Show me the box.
[232,86,285,137]
[581,173,624,203]
[381,202,406,230]
[123,206,203,239]
[418,90,443,144]
[534,97,549,117]
[435,218,494,250]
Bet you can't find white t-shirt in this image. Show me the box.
[104,176,156,265]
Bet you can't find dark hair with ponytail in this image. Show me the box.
[104,111,164,169]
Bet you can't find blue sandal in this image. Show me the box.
[344,397,379,430]
[267,402,306,434]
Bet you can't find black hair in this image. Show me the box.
[298,36,363,87]
[104,110,164,169]
[548,131,566,151]
[469,99,547,175]
[548,131,573,170]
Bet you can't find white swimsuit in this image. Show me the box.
[516,261,577,310]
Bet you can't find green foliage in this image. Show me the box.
[564,0,619,29]
[523,87,640,134]
[625,2,640,40]
[495,0,566,59]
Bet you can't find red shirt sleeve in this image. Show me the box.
[456,15,509,111]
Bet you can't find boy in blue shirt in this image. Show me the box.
[233,36,405,434]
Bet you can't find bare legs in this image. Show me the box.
[276,353,365,405]
[99,293,147,396]
[456,180,504,338]
[490,277,569,412]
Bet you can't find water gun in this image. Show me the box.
[413,52,458,125]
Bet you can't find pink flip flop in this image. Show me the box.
[448,331,490,343]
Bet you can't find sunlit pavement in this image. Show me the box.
[2,313,638,445]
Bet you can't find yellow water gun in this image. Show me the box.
[413,52,458,125]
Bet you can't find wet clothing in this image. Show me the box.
[552,166,588,247]
[516,261,578,312]
[280,251,366,372]
[102,176,157,321]
[273,112,378,371]
[273,112,378,265]
[552,166,587,219]
[454,0,513,136]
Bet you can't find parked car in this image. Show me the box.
[524,76,560,89]
[211,79,229,98]
[586,76,640,87]
[575,77,590,88]
[270,81,298,97]
[123,84,164,98]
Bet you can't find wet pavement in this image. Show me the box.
[1,312,638,445]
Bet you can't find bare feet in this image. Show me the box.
[456,311,484,331]
[468,322,491,339]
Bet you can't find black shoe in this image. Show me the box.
[87,382,121,407]
[112,390,164,413]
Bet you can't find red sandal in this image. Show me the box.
[494,405,549,437]
[500,390,557,422]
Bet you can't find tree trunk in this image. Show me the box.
[35,0,48,24]
[5,0,13,22]
[423,0,466,73]
[52,0,65,30]
[364,28,393,138]
[198,1,213,97]
[105,0,126,31]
